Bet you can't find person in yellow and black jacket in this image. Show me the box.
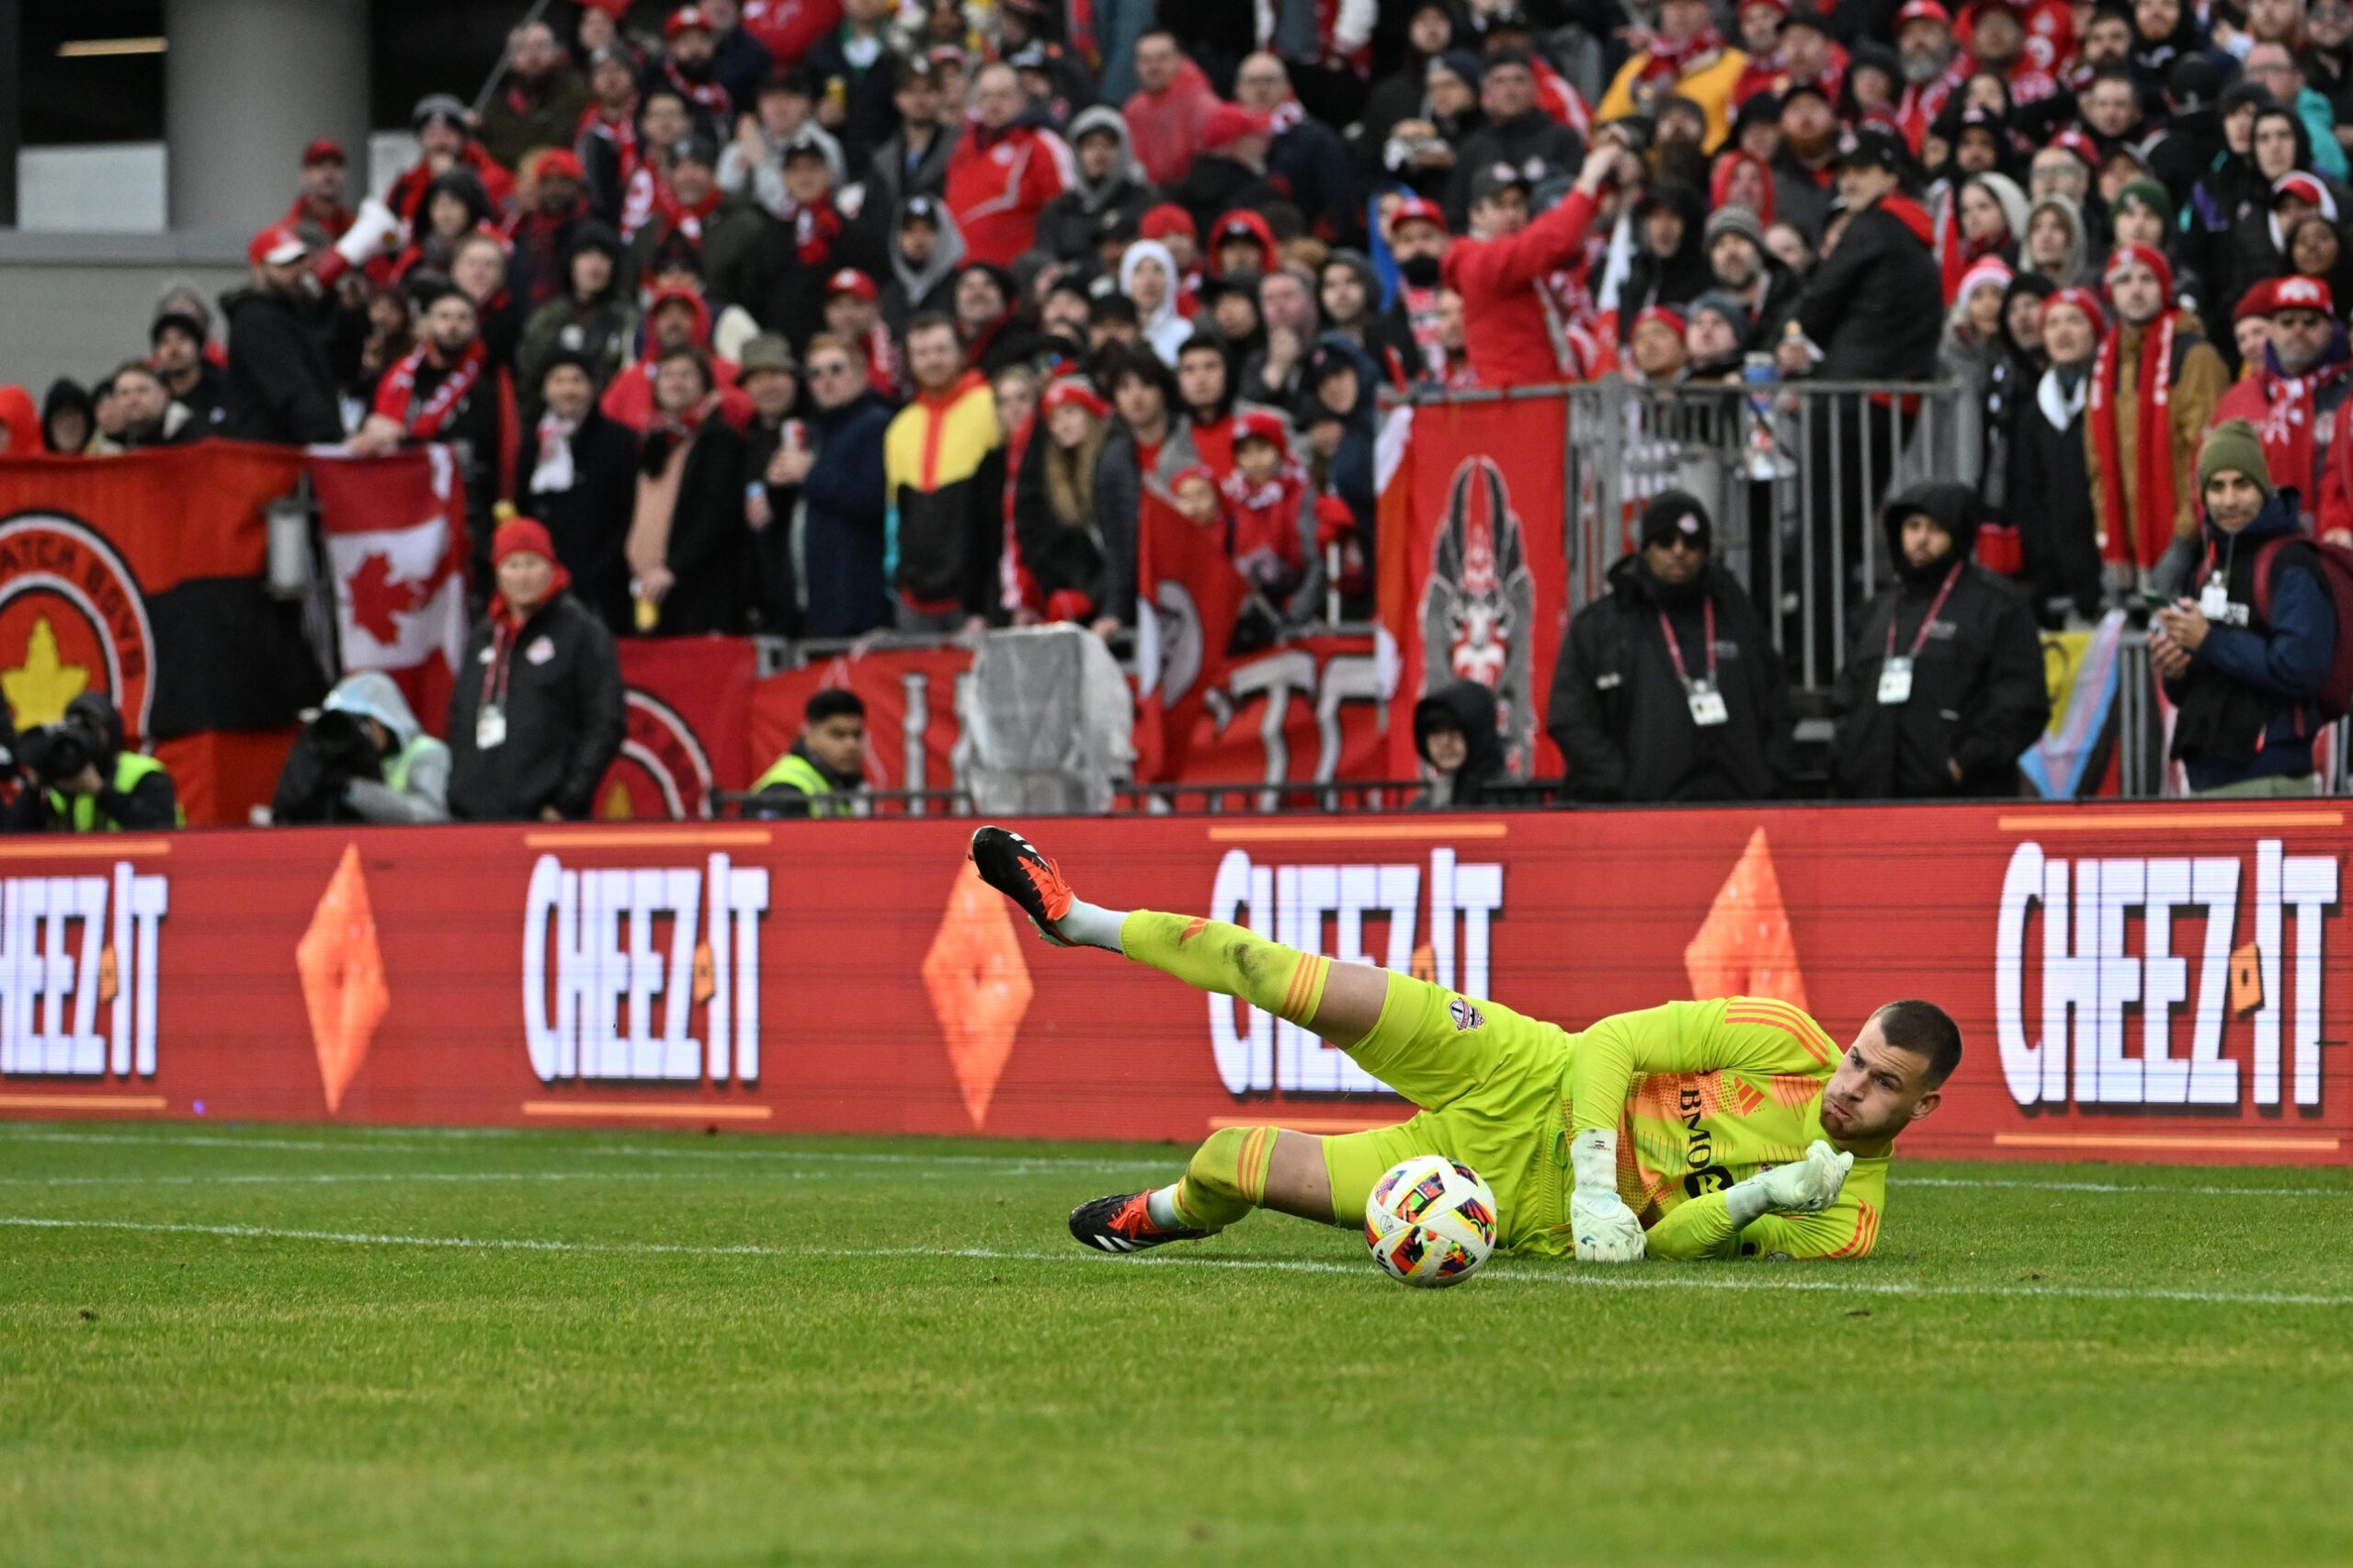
[6,693,182,832]
[749,688,868,819]
[884,313,1004,631]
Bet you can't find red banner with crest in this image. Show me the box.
[597,637,759,818]
[1377,396,1572,781]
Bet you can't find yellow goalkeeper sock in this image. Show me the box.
[1153,1125,1279,1233]
[1119,912,1334,1028]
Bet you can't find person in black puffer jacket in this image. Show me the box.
[447,517,625,822]
[1833,480,2051,799]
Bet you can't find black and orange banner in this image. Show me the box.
[0,444,326,748]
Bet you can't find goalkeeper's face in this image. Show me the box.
[1820,1017,1940,1145]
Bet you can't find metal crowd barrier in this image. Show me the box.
[1554,377,1968,695]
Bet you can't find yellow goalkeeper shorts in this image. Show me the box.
[1320,972,1574,1253]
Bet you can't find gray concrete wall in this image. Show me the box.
[0,232,247,396]
[165,0,372,234]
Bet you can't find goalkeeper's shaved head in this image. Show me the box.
[1870,999,1962,1087]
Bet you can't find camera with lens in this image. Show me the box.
[17,710,108,790]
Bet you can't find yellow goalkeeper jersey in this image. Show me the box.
[1564,996,1890,1262]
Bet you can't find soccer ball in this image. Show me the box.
[1363,1154,1498,1288]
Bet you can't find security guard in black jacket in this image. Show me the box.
[1833,481,2051,799]
[1548,493,1796,802]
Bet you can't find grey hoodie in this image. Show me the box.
[891,204,969,323]
[1064,105,1144,209]
[324,670,451,824]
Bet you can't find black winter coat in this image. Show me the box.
[1833,484,2052,799]
[1549,556,1796,802]
[518,407,640,636]
[2006,369,2102,622]
[447,592,625,821]
[800,391,897,638]
[220,287,347,445]
[1790,196,1944,380]
[643,420,753,636]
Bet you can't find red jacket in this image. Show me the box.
[1122,62,1222,189]
[945,119,1074,267]
[385,143,515,226]
[1440,189,1601,391]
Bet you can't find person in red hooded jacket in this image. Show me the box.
[1439,142,1626,390]
[1123,29,1223,190]
[385,95,516,227]
[599,283,756,433]
[945,62,1075,267]
[0,385,40,455]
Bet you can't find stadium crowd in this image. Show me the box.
[3,0,2351,810]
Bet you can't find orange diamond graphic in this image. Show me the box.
[295,844,390,1116]
[1684,825,1810,1009]
[922,860,1034,1129]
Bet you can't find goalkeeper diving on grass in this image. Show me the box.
[970,826,1963,1263]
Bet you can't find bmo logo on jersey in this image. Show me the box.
[0,863,168,1080]
[521,854,770,1085]
[1993,839,2338,1110]
[1205,846,1503,1097]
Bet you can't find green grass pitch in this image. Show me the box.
[2,1120,2348,1567]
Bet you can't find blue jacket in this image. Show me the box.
[2165,490,2339,789]
[2299,89,2350,181]
[800,391,897,639]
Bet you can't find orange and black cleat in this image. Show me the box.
[1068,1191,1205,1254]
[969,825,1076,946]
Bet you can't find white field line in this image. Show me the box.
[2,1215,2347,1309]
[2,1125,2348,1199]
[0,1127,1178,1174]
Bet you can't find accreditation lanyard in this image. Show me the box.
[1878,564,1961,705]
[1660,599,1726,727]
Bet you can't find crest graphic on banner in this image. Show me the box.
[1418,458,1537,772]
[0,512,156,740]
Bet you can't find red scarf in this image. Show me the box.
[578,101,642,180]
[1400,282,1446,378]
[655,185,724,243]
[381,339,487,438]
[2088,312,2179,570]
[862,320,902,395]
[663,61,733,117]
[1640,25,1725,85]
[779,197,844,266]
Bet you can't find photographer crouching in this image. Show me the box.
[6,694,182,832]
[271,672,452,824]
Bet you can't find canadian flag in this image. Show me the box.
[309,446,470,737]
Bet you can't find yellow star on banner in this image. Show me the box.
[2,618,90,729]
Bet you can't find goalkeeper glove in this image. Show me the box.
[1726,1140,1855,1227]
[1567,1128,1646,1263]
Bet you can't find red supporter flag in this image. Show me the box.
[310,448,472,740]
[597,637,758,819]
[1134,485,1245,781]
